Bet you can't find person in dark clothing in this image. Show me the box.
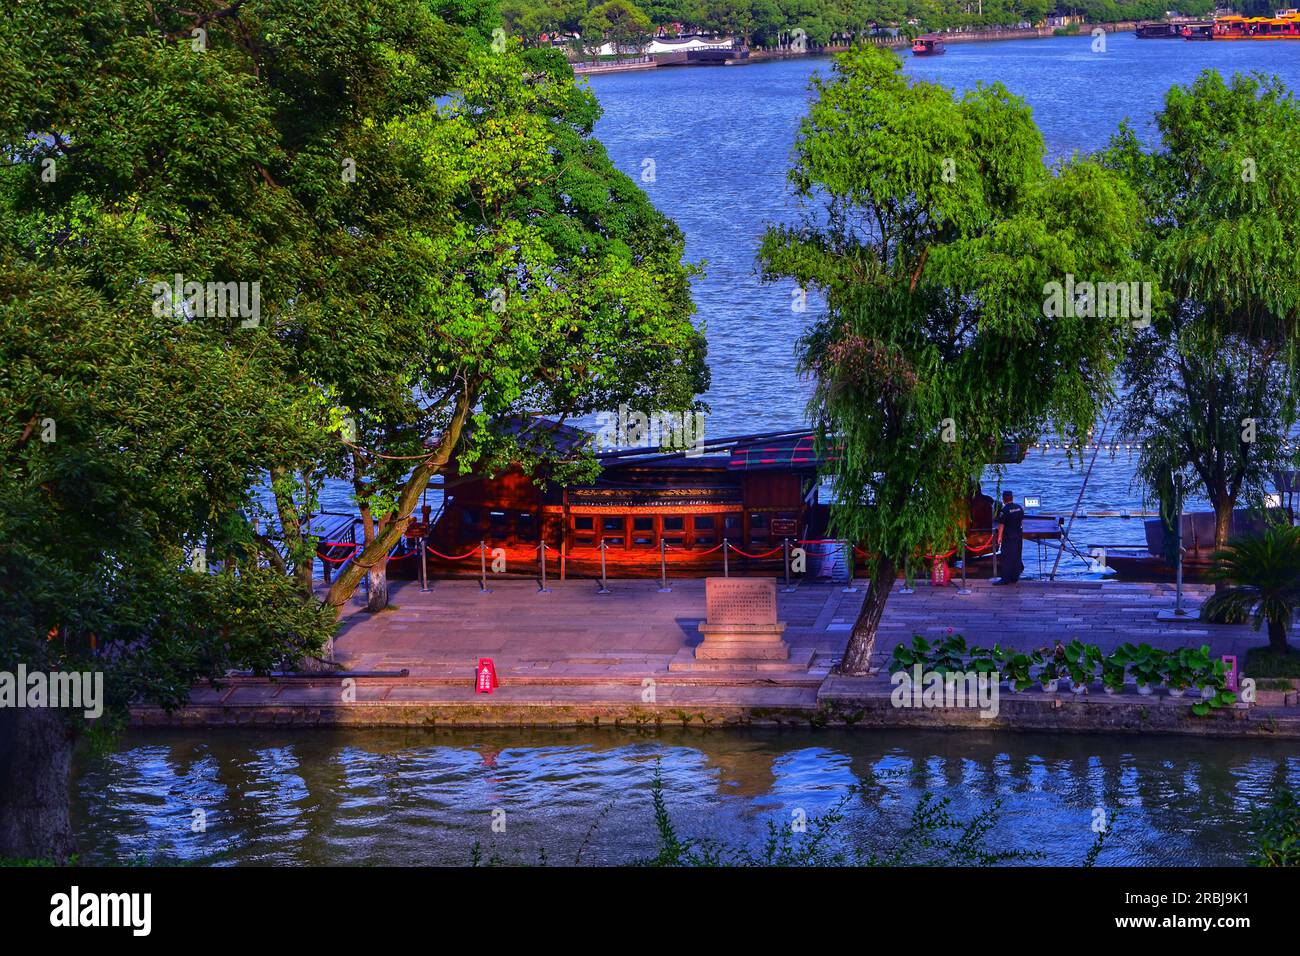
[994,491,1025,585]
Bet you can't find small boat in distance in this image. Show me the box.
[912,36,946,56]
[1136,21,1180,38]
[1181,21,1214,39]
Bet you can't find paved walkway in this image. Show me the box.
[329,576,1261,679]
[153,576,1289,725]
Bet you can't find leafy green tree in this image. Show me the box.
[317,44,707,617]
[761,45,1143,674]
[1105,71,1300,552]
[582,0,654,56]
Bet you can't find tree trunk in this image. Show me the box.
[0,707,77,863]
[1268,616,1291,655]
[366,557,390,613]
[1213,498,1234,552]
[836,553,896,675]
[323,393,473,615]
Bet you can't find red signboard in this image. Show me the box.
[476,657,499,694]
[931,558,951,587]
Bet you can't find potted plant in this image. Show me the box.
[968,644,1000,678]
[1062,639,1099,694]
[1038,642,1065,693]
[1001,649,1038,693]
[1101,648,1128,695]
[929,632,967,675]
[1124,643,1166,696]
[1163,648,1196,698]
[889,634,931,674]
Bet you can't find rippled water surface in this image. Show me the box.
[75,728,1300,866]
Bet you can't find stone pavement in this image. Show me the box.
[331,576,1263,679]
[153,575,1286,727]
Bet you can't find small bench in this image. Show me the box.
[694,577,790,660]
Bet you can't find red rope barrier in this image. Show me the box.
[427,546,480,561]
[728,545,784,559]
[318,551,358,564]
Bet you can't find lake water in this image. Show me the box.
[75,727,1300,866]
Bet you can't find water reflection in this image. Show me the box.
[73,728,1300,866]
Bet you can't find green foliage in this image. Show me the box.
[760,45,1143,666]
[1250,788,1300,867]
[581,0,654,56]
[1202,526,1300,652]
[1105,71,1300,549]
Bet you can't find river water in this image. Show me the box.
[87,38,1300,866]
[75,727,1299,866]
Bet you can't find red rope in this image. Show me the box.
[427,546,480,561]
[728,545,784,559]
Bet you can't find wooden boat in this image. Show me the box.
[1136,21,1180,38]
[911,36,945,56]
[1181,21,1214,40]
[370,417,1042,581]
[1102,508,1287,581]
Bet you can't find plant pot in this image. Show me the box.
[1071,682,1088,695]
[1167,687,1185,698]
[1136,684,1154,696]
[1040,679,1059,693]
[1200,686,1216,699]
[1103,685,1119,696]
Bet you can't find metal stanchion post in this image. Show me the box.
[479,540,490,594]
[658,539,671,592]
[597,540,611,594]
[900,555,914,594]
[419,538,429,592]
[957,538,971,594]
[539,542,551,593]
[783,538,792,592]
[723,538,729,577]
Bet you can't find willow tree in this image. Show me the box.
[760,45,1144,674]
[1104,70,1300,552]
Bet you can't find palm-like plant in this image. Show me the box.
[1202,526,1300,654]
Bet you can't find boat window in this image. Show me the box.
[695,535,715,546]
[724,514,741,531]
[575,536,595,547]
[633,516,654,531]
[461,508,480,526]
[663,536,684,547]
[604,536,625,547]
[574,516,594,531]
[517,512,534,531]
[663,516,685,531]
[633,534,654,547]
[603,516,625,532]
[694,515,715,531]
[489,510,508,529]
[750,512,768,527]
